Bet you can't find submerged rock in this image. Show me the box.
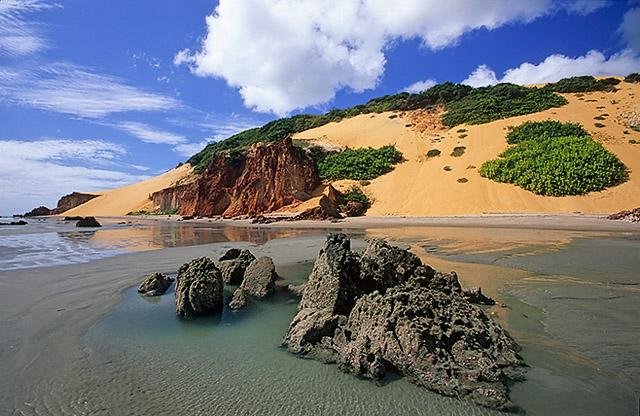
[138,273,174,296]
[76,217,102,227]
[228,256,279,310]
[175,257,224,317]
[287,283,306,297]
[218,249,256,284]
[282,233,525,411]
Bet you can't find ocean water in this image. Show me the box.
[82,229,639,416]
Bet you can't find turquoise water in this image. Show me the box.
[84,231,640,415]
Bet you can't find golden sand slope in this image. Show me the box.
[63,164,193,216]
[293,81,640,216]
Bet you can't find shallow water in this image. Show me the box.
[83,229,640,416]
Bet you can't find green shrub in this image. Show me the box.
[480,128,626,196]
[341,186,371,207]
[542,76,620,93]
[506,120,588,144]
[426,149,441,157]
[442,83,567,127]
[624,73,640,83]
[318,145,403,180]
[594,122,606,128]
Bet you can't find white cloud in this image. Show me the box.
[0,0,57,57]
[116,121,187,145]
[463,50,640,86]
[620,7,640,53]
[562,0,609,15]
[174,140,212,157]
[0,138,148,214]
[462,64,499,87]
[177,0,605,115]
[404,79,437,93]
[0,63,181,118]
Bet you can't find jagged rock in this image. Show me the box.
[175,257,224,317]
[287,283,306,297]
[607,207,640,222]
[463,287,496,305]
[343,201,367,217]
[228,256,279,310]
[326,184,344,206]
[282,234,525,412]
[76,217,102,227]
[151,138,319,218]
[138,273,174,296]
[218,249,256,284]
[63,216,83,221]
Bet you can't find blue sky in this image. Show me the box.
[1,0,639,214]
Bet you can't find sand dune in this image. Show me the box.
[63,164,193,217]
[293,81,640,216]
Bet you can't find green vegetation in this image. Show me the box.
[542,76,620,93]
[594,122,606,128]
[188,82,567,173]
[480,121,626,196]
[456,128,467,133]
[506,120,587,144]
[441,83,567,127]
[341,186,371,208]
[126,208,179,216]
[457,177,468,183]
[317,145,403,180]
[426,149,441,157]
[624,73,640,83]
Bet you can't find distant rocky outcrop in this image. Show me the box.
[175,257,224,317]
[53,192,98,214]
[0,220,27,226]
[218,248,256,284]
[24,206,52,217]
[151,138,319,218]
[24,192,98,217]
[229,256,279,310]
[76,217,101,227]
[138,273,174,296]
[607,207,640,222]
[282,234,524,412]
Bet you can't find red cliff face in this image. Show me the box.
[151,138,319,217]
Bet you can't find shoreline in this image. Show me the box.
[29,212,640,232]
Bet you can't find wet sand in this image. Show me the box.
[1,219,638,415]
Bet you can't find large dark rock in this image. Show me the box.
[138,273,174,296]
[24,206,52,217]
[282,233,525,411]
[218,249,256,284]
[343,201,367,217]
[229,256,279,310]
[76,217,102,227]
[175,257,224,317]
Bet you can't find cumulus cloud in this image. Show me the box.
[404,79,437,93]
[463,50,640,87]
[0,0,57,57]
[0,138,148,214]
[177,0,606,115]
[619,7,640,53]
[0,63,180,118]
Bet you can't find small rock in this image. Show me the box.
[175,257,224,317]
[218,249,256,284]
[138,273,174,296]
[463,287,496,305]
[76,217,102,227]
[228,256,279,310]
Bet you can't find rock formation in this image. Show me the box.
[607,207,640,222]
[218,248,256,284]
[151,138,319,218]
[229,256,279,309]
[175,257,224,317]
[76,217,101,227]
[138,273,174,296]
[282,234,524,412]
[23,192,98,216]
[293,195,341,220]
